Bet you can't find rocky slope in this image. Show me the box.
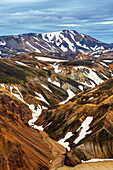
[0,30,113,59]
[35,78,113,166]
[0,86,53,170]
[1,53,113,169]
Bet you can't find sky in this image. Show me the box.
[0,0,113,43]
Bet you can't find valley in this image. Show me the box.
[0,31,113,169]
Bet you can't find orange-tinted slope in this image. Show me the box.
[0,87,52,170]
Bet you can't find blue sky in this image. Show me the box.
[0,0,113,43]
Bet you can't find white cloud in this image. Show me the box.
[89,21,113,25]
[99,21,113,25]
[58,24,80,27]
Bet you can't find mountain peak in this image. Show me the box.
[0,29,112,59]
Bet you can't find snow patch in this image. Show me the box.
[78,85,84,91]
[43,66,49,70]
[59,89,75,104]
[15,61,28,67]
[100,62,109,68]
[103,60,113,63]
[0,41,6,46]
[35,92,49,105]
[74,116,93,144]
[48,78,60,87]
[58,132,73,151]
[41,84,52,92]
[74,66,104,86]
[50,63,62,73]
[89,97,94,100]
[26,41,41,53]
[60,45,68,52]
[82,158,113,163]
[35,56,68,62]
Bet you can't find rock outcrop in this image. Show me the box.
[0,87,53,170]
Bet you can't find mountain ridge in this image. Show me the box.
[0,30,113,59]
[0,49,113,168]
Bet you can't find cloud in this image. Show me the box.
[0,0,113,43]
[97,21,113,25]
[58,24,80,27]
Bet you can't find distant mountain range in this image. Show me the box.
[0,30,113,58]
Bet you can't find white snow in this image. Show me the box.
[90,51,99,55]
[60,33,76,52]
[92,68,96,71]
[25,49,30,52]
[33,125,44,131]
[34,38,51,52]
[82,158,113,163]
[36,65,39,69]
[100,62,109,68]
[74,116,93,144]
[50,63,62,73]
[78,85,84,91]
[89,97,94,100]
[101,73,109,79]
[48,78,60,87]
[82,44,90,50]
[58,132,73,151]
[43,66,49,70]
[50,160,52,163]
[102,49,110,53]
[103,60,113,63]
[0,84,6,89]
[28,104,42,126]
[15,61,28,67]
[90,45,98,51]
[10,86,25,103]
[74,66,104,85]
[94,55,100,58]
[80,81,95,88]
[83,88,98,96]
[28,103,48,131]
[1,84,46,132]
[26,41,41,53]
[44,122,52,128]
[80,34,85,38]
[76,41,89,50]
[60,45,68,52]
[69,31,76,41]
[41,84,52,92]
[35,92,49,105]
[28,104,48,131]
[42,31,61,43]
[59,89,75,104]
[0,41,6,46]
[90,45,104,52]
[78,49,85,54]
[35,56,68,62]
[101,46,104,50]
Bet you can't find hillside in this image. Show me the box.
[0,52,113,169]
[0,30,113,59]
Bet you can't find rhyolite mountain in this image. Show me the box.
[1,52,113,169]
[1,30,113,59]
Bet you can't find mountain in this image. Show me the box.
[0,87,53,170]
[0,30,113,59]
[35,78,113,166]
[0,52,113,169]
